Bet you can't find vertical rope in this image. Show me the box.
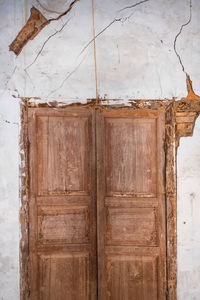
[92,0,98,101]
[24,0,28,95]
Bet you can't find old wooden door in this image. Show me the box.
[28,107,166,300]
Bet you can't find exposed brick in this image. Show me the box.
[9,7,48,55]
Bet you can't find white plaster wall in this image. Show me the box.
[177,116,200,300]
[0,0,200,299]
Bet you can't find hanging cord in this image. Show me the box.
[92,0,98,102]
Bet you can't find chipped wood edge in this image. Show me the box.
[165,101,177,300]
[20,103,30,300]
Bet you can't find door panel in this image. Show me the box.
[96,109,166,300]
[105,117,157,197]
[106,255,158,300]
[106,207,158,246]
[37,115,90,195]
[28,108,97,300]
[39,253,90,300]
[37,205,89,244]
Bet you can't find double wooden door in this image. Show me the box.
[28,107,166,300]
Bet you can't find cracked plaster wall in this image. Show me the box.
[0,0,200,299]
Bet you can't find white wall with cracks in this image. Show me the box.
[0,0,200,299]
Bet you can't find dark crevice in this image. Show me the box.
[118,0,150,12]
[173,0,192,74]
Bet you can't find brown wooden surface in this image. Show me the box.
[28,107,97,300]
[96,108,166,300]
[28,107,166,300]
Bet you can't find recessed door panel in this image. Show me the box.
[37,206,89,244]
[105,118,157,197]
[106,255,158,300]
[37,116,89,195]
[39,253,89,300]
[106,207,158,246]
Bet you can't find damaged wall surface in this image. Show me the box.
[0,0,200,299]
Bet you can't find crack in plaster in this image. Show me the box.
[47,54,88,97]
[172,0,200,100]
[25,19,70,70]
[78,19,121,58]
[173,0,192,75]
[78,0,151,58]
[47,0,79,23]
[24,68,36,91]
[173,0,200,101]
[0,66,17,100]
[118,0,150,12]
[48,0,151,97]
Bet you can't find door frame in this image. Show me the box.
[19,98,200,300]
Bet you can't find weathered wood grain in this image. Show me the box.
[96,108,166,300]
[28,107,97,300]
